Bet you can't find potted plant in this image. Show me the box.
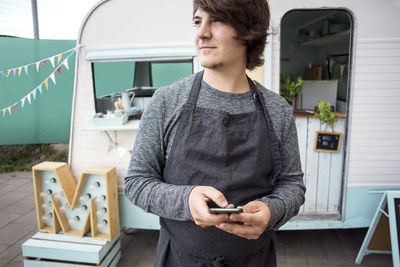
[316,100,337,130]
[281,74,304,108]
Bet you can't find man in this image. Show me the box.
[125,0,305,266]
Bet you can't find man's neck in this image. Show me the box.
[203,68,250,94]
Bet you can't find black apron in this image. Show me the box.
[155,71,281,267]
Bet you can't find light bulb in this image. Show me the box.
[41,201,51,209]
[40,189,53,198]
[89,181,101,190]
[54,191,64,200]
[96,207,107,216]
[77,205,88,213]
[41,212,52,222]
[60,205,67,213]
[95,195,106,204]
[69,216,80,225]
[45,177,57,185]
[97,219,108,228]
[79,193,91,202]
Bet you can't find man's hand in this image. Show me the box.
[215,200,271,240]
[188,186,232,228]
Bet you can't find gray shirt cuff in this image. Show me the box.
[259,197,286,230]
[183,185,196,221]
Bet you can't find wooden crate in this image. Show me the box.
[22,232,121,267]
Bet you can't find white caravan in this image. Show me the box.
[69,0,400,230]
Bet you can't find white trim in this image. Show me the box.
[68,44,82,166]
[85,46,196,62]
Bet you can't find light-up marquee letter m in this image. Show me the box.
[32,162,120,241]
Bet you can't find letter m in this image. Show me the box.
[32,161,120,241]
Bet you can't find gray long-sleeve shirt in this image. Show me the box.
[124,74,305,230]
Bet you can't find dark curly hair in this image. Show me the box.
[193,0,270,70]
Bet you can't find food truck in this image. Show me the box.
[68,0,400,230]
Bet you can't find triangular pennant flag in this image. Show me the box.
[2,109,6,117]
[27,94,31,104]
[24,65,28,75]
[38,84,43,94]
[49,73,56,85]
[43,59,47,69]
[13,104,20,112]
[32,89,37,100]
[7,70,11,77]
[57,54,62,64]
[18,67,22,76]
[7,107,12,115]
[0,71,4,77]
[21,97,26,108]
[50,56,55,68]
[44,79,49,89]
[57,67,61,75]
[62,58,69,70]
[13,68,16,77]
[36,61,40,72]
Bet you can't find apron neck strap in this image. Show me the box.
[186,70,204,108]
[186,70,263,109]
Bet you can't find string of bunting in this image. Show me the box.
[0,47,79,117]
[0,47,77,78]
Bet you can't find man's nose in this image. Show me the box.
[197,23,211,39]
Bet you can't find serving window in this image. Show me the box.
[280,9,353,115]
[91,60,193,114]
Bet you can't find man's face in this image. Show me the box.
[193,8,246,70]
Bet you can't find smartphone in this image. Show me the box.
[209,208,243,214]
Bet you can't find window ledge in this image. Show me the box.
[84,119,140,131]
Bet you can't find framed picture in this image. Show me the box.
[314,131,342,153]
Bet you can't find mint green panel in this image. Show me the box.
[152,62,192,87]
[0,37,76,145]
[93,61,135,97]
[118,187,400,230]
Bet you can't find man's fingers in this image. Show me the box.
[203,187,228,208]
[216,223,261,240]
[240,201,261,213]
[229,212,259,225]
[189,186,232,228]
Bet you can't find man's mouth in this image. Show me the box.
[200,46,216,50]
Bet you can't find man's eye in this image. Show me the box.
[193,20,201,26]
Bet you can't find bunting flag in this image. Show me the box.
[1,50,77,118]
[49,73,56,85]
[0,46,78,80]
[50,56,55,68]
